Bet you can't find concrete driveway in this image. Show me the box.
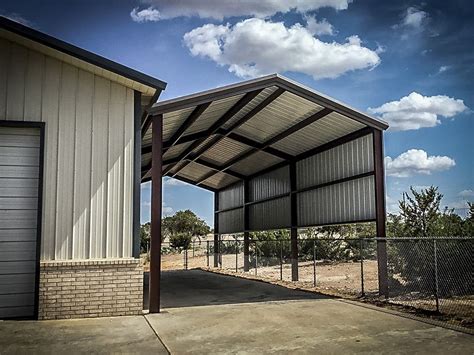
[146,270,473,354]
[1,270,472,354]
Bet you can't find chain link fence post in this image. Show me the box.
[255,241,258,276]
[235,239,238,272]
[433,239,440,313]
[313,239,316,287]
[280,240,283,281]
[360,238,365,297]
[206,240,209,268]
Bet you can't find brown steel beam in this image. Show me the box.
[243,179,250,271]
[373,129,389,298]
[195,105,332,185]
[226,132,292,160]
[149,114,163,313]
[214,193,219,267]
[163,89,264,176]
[289,161,298,281]
[166,102,211,149]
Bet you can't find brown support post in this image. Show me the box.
[243,180,250,271]
[373,129,388,298]
[214,193,219,267]
[149,114,163,313]
[290,162,298,281]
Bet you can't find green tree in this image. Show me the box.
[399,186,442,238]
[163,210,211,250]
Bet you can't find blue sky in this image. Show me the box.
[2,0,472,226]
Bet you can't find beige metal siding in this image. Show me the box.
[0,38,135,260]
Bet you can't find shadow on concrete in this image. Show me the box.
[143,269,327,310]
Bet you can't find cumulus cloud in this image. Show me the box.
[304,15,335,36]
[385,149,455,177]
[368,92,468,131]
[183,18,380,79]
[130,0,352,22]
[130,7,161,22]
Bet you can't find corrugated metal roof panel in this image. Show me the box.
[169,160,189,175]
[162,106,196,141]
[184,94,245,135]
[231,151,283,176]
[202,171,240,190]
[271,112,365,155]
[234,91,324,143]
[178,161,213,181]
[163,141,193,160]
[200,137,252,165]
[222,86,278,130]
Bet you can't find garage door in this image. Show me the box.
[0,125,43,319]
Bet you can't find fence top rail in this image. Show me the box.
[213,237,473,242]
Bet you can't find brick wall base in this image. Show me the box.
[39,259,143,320]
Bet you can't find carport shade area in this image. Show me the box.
[141,74,390,312]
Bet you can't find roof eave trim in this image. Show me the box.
[0,16,167,92]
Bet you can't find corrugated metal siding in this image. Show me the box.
[234,91,323,143]
[249,197,291,231]
[231,150,283,176]
[184,94,245,135]
[297,175,375,226]
[271,112,365,155]
[297,134,374,189]
[218,208,244,234]
[0,38,135,260]
[218,182,244,210]
[249,165,290,202]
[200,137,251,165]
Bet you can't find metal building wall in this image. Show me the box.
[216,134,376,233]
[0,38,135,260]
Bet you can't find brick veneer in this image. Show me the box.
[39,259,143,320]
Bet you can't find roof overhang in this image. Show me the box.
[141,74,388,191]
[0,16,167,97]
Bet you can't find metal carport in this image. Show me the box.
[141,74,389,313]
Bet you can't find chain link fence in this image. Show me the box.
[148,237,473,329]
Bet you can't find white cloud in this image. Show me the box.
[459,189,474,198]
[131,0,352,22]
[304,15,335,36]
[183,18,380,79]
[163,177,187,186]
[130,7,161,22]
[437,65,450,74]
[385,149,455,177]
[394,7,428,29]
[368,92,468,131]
[162,202,173,215]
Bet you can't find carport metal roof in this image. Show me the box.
[141,74,388,191]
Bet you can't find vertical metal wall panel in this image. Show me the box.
[218,208,244,234]
[218,182,244,210]
[297,175,375,226]
[296,134,373,189]
[2,38,135,260]
[249,165,289,202]
[249,197,291,231]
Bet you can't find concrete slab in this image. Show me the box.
[147,270,473,354]
[0,315,168,354]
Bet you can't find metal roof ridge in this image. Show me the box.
[0,16,167,91]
